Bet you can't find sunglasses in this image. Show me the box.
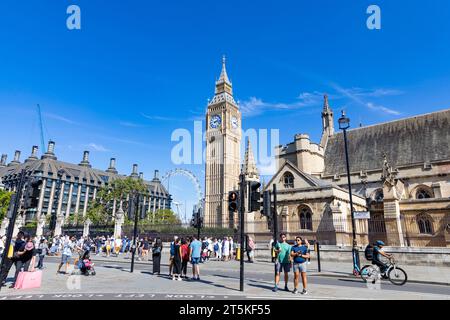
[296,239,302,242]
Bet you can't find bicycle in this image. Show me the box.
[360,256,408,286]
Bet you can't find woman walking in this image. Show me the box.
[37,238,49,269]
[152,238,163,275]
[172,238,182,281]
[180,238,190,279]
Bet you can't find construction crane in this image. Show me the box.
[36,104,46,154]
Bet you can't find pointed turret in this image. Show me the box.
[242,139,259,180]
[214,55,233,96]
[320,94,334,147]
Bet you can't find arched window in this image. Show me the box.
[416,188,432,199]
[283,172,294,189]
[299,207,313,230]
[417,214,433,234]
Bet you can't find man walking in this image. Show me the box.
[189,235,202,280]
[290,237,310,294]
[57,236,75,274]
[273,233,291,292]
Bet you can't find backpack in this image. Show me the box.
[214,243,219,251]
[364,244,374,261]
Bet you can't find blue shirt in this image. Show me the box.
[291,245,308,264]
[373,246,381,262]
[189,240,202,258]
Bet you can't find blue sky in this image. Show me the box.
[1,0,450,218]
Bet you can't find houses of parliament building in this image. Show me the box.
[204,58,450,247]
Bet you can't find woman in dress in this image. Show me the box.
[172,238,182,281]
[152,238,163,275]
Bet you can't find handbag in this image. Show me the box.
[14,257,42,290]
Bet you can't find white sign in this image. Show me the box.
[354,211,370,219]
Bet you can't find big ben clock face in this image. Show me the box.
[231,116,238,129]
[209,114,221,128]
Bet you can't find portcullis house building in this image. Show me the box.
[0,141,171,235]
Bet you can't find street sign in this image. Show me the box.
[354,211,370,219]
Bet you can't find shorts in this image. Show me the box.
[191,257,200,265]
[61,254,71,264]
[275,262,291,273]
[293,262,307,273]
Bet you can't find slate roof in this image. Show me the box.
[0,157,170,197]
[323,108,450,175]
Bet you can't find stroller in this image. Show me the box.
[77,250,96,276]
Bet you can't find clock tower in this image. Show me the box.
[204,56,242,228]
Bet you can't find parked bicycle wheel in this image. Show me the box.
[388,267,407,285]
[360,265,377,283]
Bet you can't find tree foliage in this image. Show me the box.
[85,177,149,225]
[0,189,12,221]
[143,209,181,225]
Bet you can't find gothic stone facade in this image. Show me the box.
[269,99,450,247]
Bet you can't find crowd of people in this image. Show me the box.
[1,230,314,294]
[0,232,248,288]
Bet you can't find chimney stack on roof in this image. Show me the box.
[106,158,118,174]
[25,146,39,163]
[79,151,91,168]
[131,164,139,178]
[154,170,160,180]
[139,172,144,180]
[42,141,57,160]
[0,154,7,167]
[8,150,21,166]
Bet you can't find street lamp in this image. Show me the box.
[338,110,361,275]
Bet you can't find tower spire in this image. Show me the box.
[242,139,259,179]
[323,94,330,112]
[214,55,233,95]
[219,55,230,84]
[320,94,334,147]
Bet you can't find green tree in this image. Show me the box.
[0,189,12,221]
[85,177,149,225]
[152,209,181,225]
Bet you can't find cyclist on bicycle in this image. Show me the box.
[372,240,392,275]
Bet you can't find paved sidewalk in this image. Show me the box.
[52,252,450,286]
[0,260,448,300]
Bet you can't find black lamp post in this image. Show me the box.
[338,110,361,275]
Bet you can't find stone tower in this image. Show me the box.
[204,56,242,228]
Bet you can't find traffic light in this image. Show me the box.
[261,190,271,217]
[249,181,261,212]
[23,178,43,209]
[198,215,203,229]
[191,208,203,229]
[228,191,239,212]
